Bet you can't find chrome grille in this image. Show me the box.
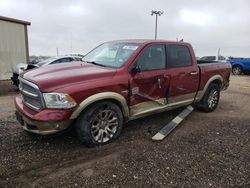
[19,77,44,111]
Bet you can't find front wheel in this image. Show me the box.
[75,101,124,147]
[195,83,220,112]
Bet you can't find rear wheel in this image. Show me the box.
[75,101,123,147]
[232,66,242,75]
[195,83,220,112]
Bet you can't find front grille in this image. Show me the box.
[19,77,44,111]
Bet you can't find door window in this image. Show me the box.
[60,58,73,63]
[200,56,216,61]
[166,45,192,68]
[51,58,72,64]
[137,45,166,71]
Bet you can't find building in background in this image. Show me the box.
[0,16,30,80]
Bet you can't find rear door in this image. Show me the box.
[129,44,170,116]
[165,44,199,103]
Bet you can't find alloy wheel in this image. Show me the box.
[207,89,219,109]
[91,110,119,143]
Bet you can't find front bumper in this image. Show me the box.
[15,94,74,135]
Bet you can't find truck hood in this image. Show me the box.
[22,62,117,92]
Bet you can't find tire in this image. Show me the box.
[75,101,124,147]
[232,66,242,75]
[195,83,220,112]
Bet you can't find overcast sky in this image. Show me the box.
[0,0,250,57]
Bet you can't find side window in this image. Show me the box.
[75,57,82,61]
[60,58,73,63]
[207,56,215,61]
[166,45,192,68]
[137,45,166,71]
[218,56,225,60]
[50,59,62,64]
[51,58,72,64]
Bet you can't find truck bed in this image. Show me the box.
[197,61,231,93]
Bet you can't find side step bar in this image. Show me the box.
[152,105,194,141]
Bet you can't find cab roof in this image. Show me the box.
[107,39,189,45]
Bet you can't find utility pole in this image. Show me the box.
[217,48,221,60]
[56,48,59,56]
[151,10,164,40]
[70,32,72,55]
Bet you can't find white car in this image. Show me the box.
[11,56,83,87]
[34,56,83,67]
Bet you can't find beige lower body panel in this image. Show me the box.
[129,95,194,120]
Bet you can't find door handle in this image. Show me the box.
[190,71,198,76]
[163,73,170,79]
[157,78,162,88]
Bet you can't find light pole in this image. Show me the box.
[151,10,164,40]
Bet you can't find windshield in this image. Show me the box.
[37,57,58,66]
[83,43,140,68]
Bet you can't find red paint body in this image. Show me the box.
[15,40,231,123]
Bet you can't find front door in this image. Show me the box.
[129,44,170,117]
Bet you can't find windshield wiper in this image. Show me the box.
[84,61,107,67]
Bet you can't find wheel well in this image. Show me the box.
[232,64,242,69]
[79,99,128,120]
[210,79,222,90]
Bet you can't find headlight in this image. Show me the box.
[43,93,77,109]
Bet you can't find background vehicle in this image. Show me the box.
[15,40,231,147]
[199,55,226,62]
[229,57,250,75]
[33,56,83,68]
[11,56,83,87]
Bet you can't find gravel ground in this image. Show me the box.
[0,75,249,188]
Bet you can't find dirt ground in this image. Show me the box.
[0,75,249,188]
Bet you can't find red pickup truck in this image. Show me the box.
[15,40,231,146]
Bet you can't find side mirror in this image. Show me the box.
[130,65,141,75]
